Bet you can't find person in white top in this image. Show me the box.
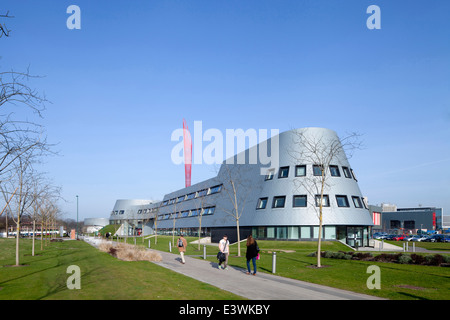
[218,234,229,270]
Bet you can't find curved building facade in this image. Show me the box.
[110,127,373,247]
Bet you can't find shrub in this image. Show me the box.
[398,255,412,264]
[98,241,162,262]
[410,254,426,265]
[373,253,402,263]
[343,254,353,260]
[352,252,373,261]
[425,254,445,266]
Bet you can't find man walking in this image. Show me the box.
[218,234,230,270]
[177,234,188,264]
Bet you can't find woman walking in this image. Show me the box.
[245,235,259,275]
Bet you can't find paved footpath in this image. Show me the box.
[151,250,384,300]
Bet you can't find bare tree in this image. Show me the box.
[1,153,36,266]
[0,11,14,38]
[290,129,361,268]
[193,190,211,251]
[219,164,255,257]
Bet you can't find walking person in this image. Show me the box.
[218,234,230,270]
[177,234,188,264]
[245,235,259,275]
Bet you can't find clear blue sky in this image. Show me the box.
[1,0,449,220]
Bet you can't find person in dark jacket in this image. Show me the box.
[245,235,259,275]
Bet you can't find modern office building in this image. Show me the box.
[109,127,374,247]
[83,217,109,233]
[380,207,444,234]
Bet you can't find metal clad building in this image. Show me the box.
[109,128,374,247]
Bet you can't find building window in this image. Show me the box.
[191,209,199,217]
[278,166,289,178]
[404,220,415,229]
[390,220,401,229]
[265,169,275,181]
[162,200,169,206]
[196,189,207,198]
[177,195,185,203]
[256,197,268,209]
[352,196,363,208]
[350,169,358,181]
[315,195,330,207]
[203,207,215,215]
[209,185,222,194]
[293,195,307,207]
[186,193,195,200]
[181,210,190,218]
[342,166,352,178]
[295,165,306,177]
[329,165,341,177]
[336,195,350,207]
[272,196,286,208]
[313,165,323,176]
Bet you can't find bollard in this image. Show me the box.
[381,240,384,250]
[148,239,151,248]
[272,252,277,274]
[403,243,405,252]
[134,237,136,245]
[169,241,172,252]
[203,245,207,260]
[406,241,408,251]
[412,242,415,252]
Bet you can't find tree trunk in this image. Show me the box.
[236,218,241,257]
[15,214,20,266]
[32,220,35,256]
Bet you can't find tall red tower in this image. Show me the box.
[182,119,192,187]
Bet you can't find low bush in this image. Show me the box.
[398,255,412,264]
[98,241,162,262]
[425,254,445,266]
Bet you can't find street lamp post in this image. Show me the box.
[76,195,79,239]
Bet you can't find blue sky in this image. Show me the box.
[1,0,449,220]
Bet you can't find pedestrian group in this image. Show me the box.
[176,233,260,275]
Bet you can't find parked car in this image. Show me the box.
[416,235,429,242]
[423,234,445,242]
[393,234,407,241]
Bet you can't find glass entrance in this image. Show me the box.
[346,226,369,247]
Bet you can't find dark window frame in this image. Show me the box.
[295,165,306,177]
[352,196,363,208]
[272,196,286,208]
[293,195,307,207]
[256,197,268,210]
[313,164,323,176]
[278,166,290,179]
[329,165,341,177]
[315,195,330,207]
[336,195,350,207]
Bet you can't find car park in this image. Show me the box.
[423,234,445,242]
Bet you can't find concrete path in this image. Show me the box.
[152,250,383,300]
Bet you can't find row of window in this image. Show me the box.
[265,165,357,181]
[161,185,223,207]
[256,194,367,209]
[158,206,216,220]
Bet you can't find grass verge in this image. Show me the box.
[0,238,243,300]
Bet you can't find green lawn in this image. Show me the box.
[0,238,243,300]
[131,235,450,300]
